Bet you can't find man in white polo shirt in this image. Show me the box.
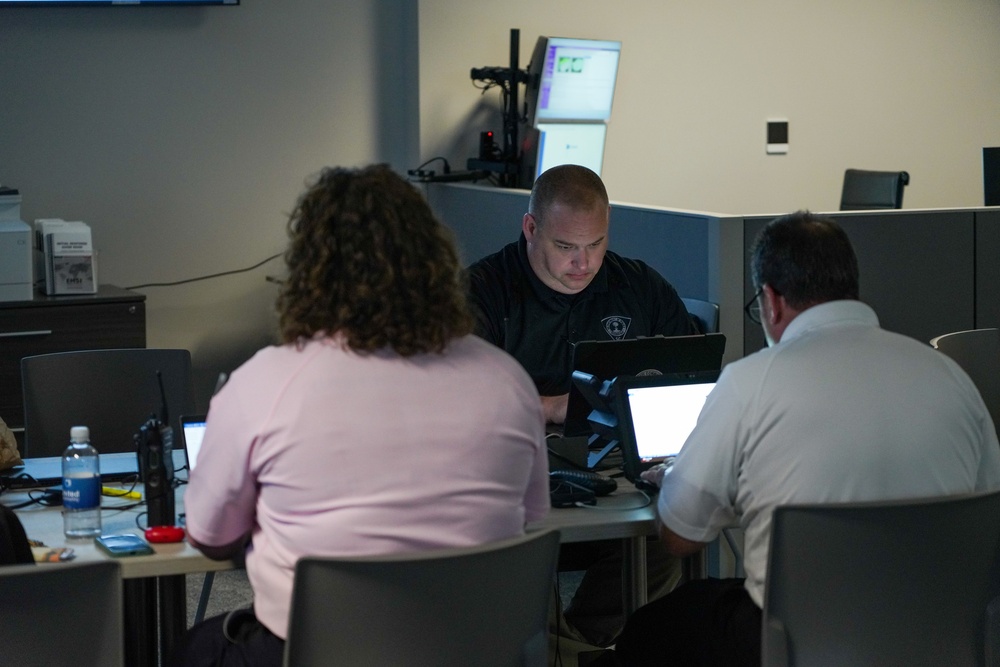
[613,210,1000,666]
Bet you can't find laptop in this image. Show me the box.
[615,370,720,483]
[0,451,143,489]
[179,414,208,472]
[563,333,726,437]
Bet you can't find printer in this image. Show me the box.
[0,188,32,302]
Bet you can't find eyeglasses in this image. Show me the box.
[744,287,764,325]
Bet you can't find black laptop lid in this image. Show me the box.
[564,333,725,436]
[616,370,720,482]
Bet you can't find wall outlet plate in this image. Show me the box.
[767,119,788,155]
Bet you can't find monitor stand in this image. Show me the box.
[587,433,620,470]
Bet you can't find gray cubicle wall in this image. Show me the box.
[742,210,976,356]
[424,182,746,365]
[976,208,1000,330]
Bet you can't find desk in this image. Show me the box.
[6,472,663,665]
[531,488,658,614]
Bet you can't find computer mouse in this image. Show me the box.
[144,525,186,543]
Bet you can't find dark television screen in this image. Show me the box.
[0,0,237,5]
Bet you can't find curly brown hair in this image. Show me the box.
[277,164,474,355]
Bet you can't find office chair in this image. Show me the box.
[931,328,1000,433]
[762,491,1000,667]
[283,529,561,667]
[839,169,910,210]
[681,297,720,334]
[0,560,124,666]
[0,505,33,565]
[21,348,195,458]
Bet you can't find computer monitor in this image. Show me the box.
[534,123,608,177]
[985,147,1000,206]
[525,36,622,126]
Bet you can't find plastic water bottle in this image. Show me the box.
[62,425,101,538]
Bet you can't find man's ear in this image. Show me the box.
[522,212,537,240]
[763,284,784,325]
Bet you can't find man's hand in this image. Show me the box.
[639,462,672,488]
[540,393,569,425]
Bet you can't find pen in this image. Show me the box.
[101,486,141,500]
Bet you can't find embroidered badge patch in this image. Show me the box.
[602,316,631,340]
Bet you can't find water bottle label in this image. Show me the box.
[63,474,100,510]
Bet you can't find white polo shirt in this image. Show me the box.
[658,300,1000,607]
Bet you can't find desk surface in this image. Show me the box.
[5,482,233,579]
[531,487,657,542]
[5,468,655,576]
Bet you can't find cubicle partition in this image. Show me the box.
[743,210,976,356]
[976,208,1000,330]
[425,182,997,365]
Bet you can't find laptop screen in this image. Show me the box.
[180,416,208,471]
[617,370,719,481]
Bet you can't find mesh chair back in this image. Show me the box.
[0,560,124,666]
[284,529,561,667]
[931,328,1000,435]
[762,491,1000,667]
[681,297,720,334]
[21,348,194,458]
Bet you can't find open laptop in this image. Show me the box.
[563,333,726,437]
[615,370,720,483]
[0,452,143,489]
[179,414,208,472]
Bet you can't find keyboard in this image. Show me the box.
[548,469,618,496]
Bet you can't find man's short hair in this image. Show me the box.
[527,164,609,224]
[750,210,860,310]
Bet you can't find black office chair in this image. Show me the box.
[762,491,1000,666]
[839,169,910,210]
[21,348,195,458]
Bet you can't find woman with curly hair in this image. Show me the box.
[176,164,549,667]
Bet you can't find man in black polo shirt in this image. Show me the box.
[468,164,694,425]
[467,164,694,648]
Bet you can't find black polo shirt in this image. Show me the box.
[467,234,694,396]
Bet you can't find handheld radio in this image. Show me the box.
[135,371,176,527]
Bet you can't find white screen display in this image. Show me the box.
[627,383,716,461]
[182,421,207,470]
[535,38,621,124]
[535,123,608,178]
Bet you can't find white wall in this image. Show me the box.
[0,0,418,407]
[418,0,1000,214]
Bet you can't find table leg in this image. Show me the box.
[122,574,187,667]
[159,574,187,662]
[124,578,157,667]
[621,535,647,616]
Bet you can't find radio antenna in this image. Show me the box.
[156,370,169,424]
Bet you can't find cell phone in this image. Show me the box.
[95,534,155,557]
